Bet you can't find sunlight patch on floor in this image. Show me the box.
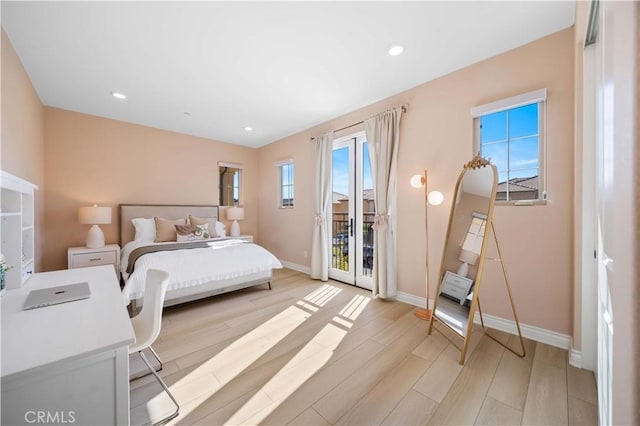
[303,284,343,307]
[224,293,371,425]
[142,284,343,423]
[296,284,342,312]
[339,293,370,321]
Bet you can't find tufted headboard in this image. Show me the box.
[119,204,219,246]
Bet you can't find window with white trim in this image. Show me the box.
[461,213,487,254]
[277,159,294,208]
[472,89,547,204]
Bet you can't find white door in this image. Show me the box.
[330,132,373,290]
[580,41,597,372]
[585,2,638,422]
[594,3,613,423]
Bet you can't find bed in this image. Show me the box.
[119,204,282,307]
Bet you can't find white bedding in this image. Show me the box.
[121,239,282,303]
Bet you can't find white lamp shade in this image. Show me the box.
[458,248,479,266]
[410,174,424,189]
[227,207,245,221]
[427,191,444,206]
[78,205,112,225]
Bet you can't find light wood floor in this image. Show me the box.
[130,269,598,425]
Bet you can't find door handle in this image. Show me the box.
[350,218,354,237]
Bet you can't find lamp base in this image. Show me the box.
[457,261,469,278]
[230,220,241,237]
[414,308,432,321]
[86,225,105,248]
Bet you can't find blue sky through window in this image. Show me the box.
[281,163,294,206]
[332,142,372,196]
[480,103,539,182]
[281,163,293,186]
[233,172,239,202]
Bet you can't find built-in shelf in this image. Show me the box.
[1,171,38,290]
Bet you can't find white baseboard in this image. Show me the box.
[569,337,583,368]
[472,311,571,350]
[279,261,311,275]
[395,292,426,307]
[395,292,436,311]
[396,291,571,350]
[569,348,583,368]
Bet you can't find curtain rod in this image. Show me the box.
[310,105,407,141]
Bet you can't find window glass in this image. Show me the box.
[477,101,543,203]
[480,111,507,143]
[280,162,294,208]
[462,216,487,254]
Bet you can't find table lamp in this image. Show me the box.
[227,207,245,237]
[457,248,479,278]
[78,205,111,248]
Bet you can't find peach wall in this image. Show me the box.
[258,28,575,335]
[1,29,45,272]
[43,108,258,271]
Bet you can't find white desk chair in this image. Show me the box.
[129,269,179,425]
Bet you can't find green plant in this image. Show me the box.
[0,258,13,273]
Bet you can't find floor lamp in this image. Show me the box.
[410,170,444,321]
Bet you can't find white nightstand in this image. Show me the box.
[439,271,473,305]
[68,244,120,273]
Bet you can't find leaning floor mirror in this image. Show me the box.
[428,155,526,364]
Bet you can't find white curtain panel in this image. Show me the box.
[310,132,333,281]
[365,107,403,298]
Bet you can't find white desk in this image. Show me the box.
[1,265,135,425]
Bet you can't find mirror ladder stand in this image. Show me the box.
[476,222,526,358]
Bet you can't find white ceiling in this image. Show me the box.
[2,1,574,148]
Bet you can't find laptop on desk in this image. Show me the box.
[23,282,91,310]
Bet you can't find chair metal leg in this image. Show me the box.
[138,350,179,426]
[148,346,164,371]
[130,346,163,381]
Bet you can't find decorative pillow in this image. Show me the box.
[154,217,186,242]
[132,218,156,241]
[189,215,226,237]
[175,224,209,242]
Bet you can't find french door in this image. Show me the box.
[329,132,373,290]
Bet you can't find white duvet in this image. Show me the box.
[121,239,282,303]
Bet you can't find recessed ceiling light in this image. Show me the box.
[388,45,404,56]
[111,91,127,100]
[244,127,253,132]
